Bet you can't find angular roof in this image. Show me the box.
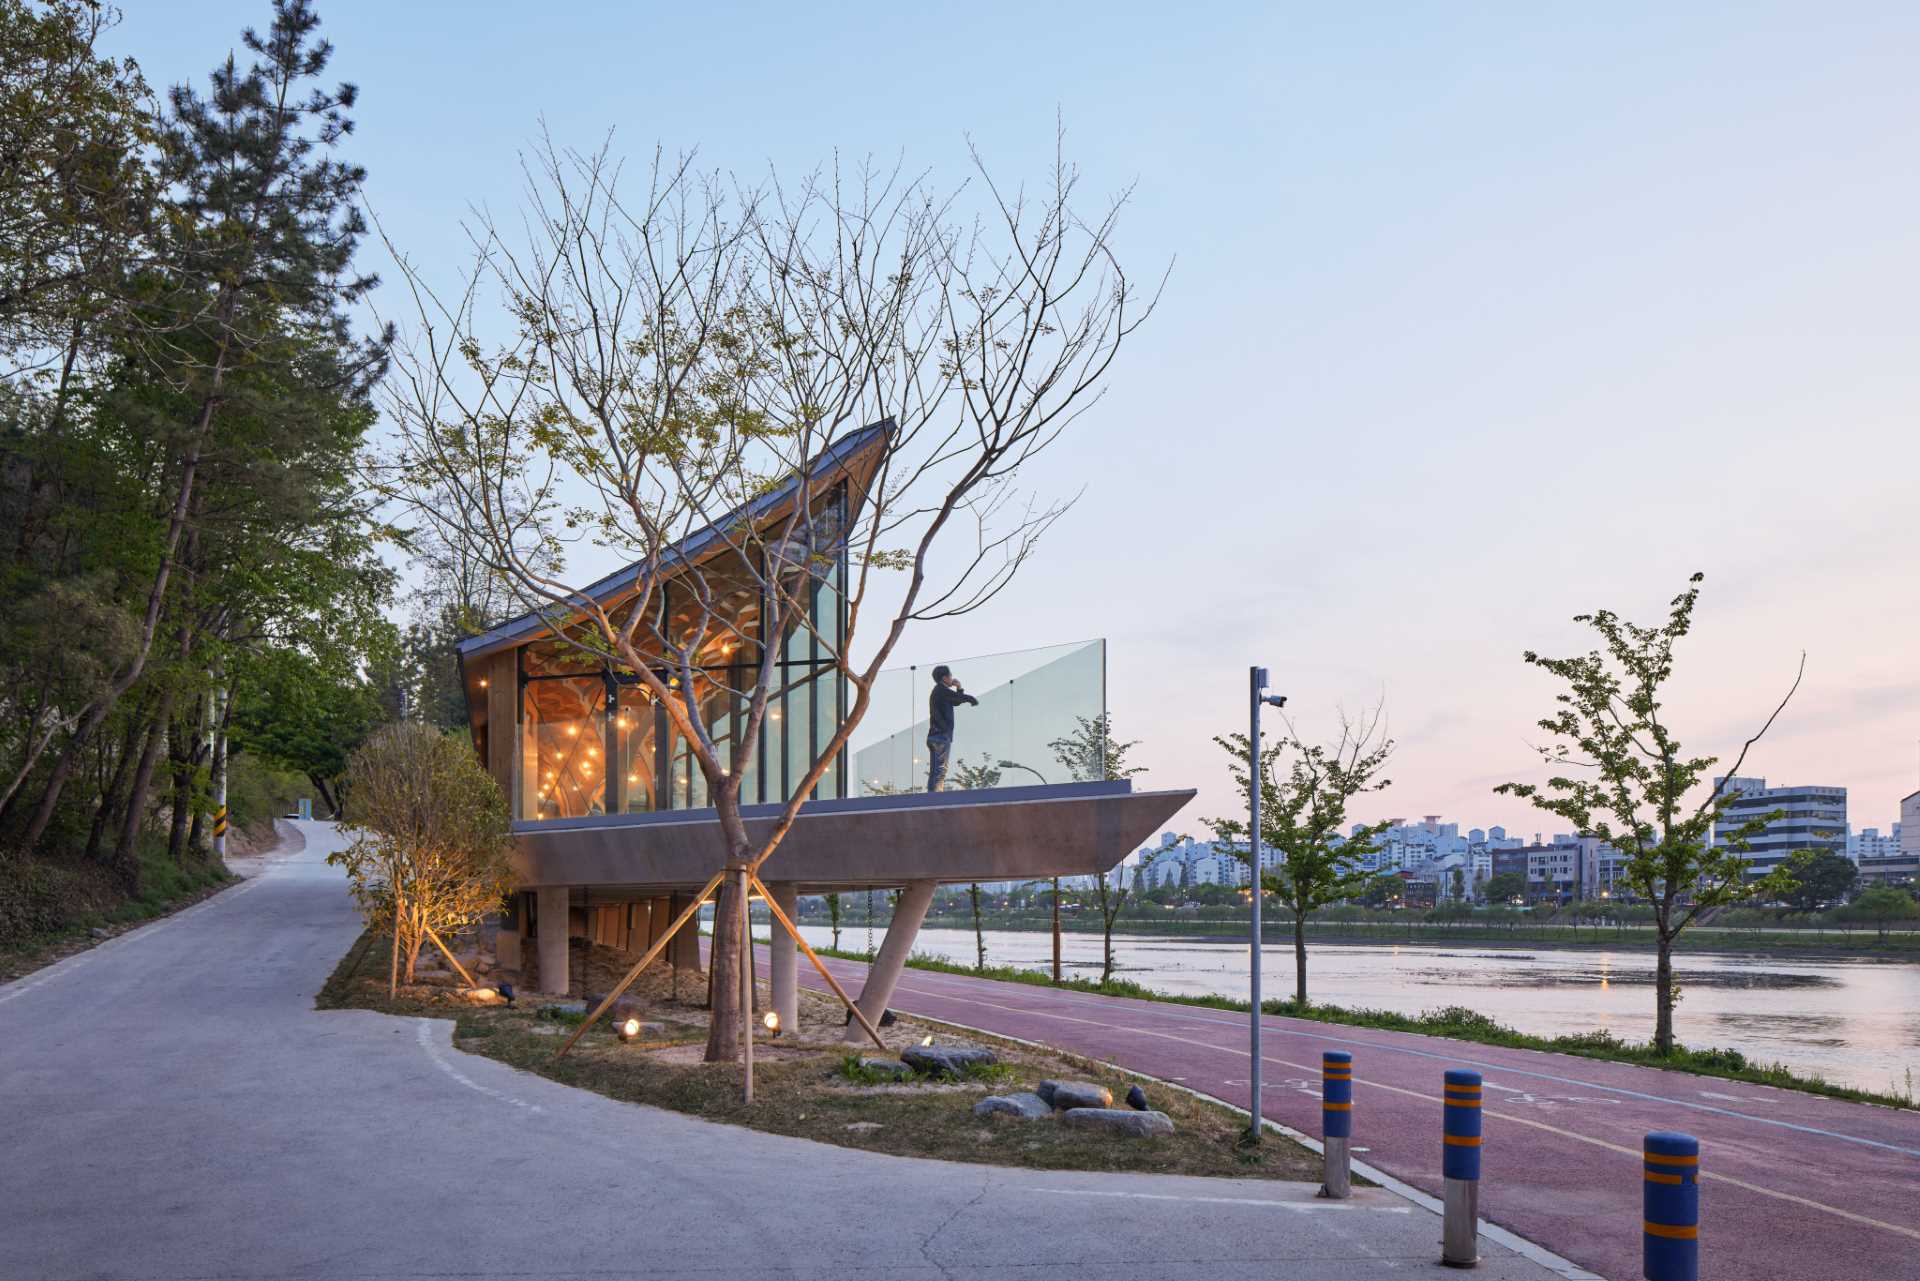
[456,419,892,662]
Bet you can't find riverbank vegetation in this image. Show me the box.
[317,929,1322,1180]
[807,945,1918,1111]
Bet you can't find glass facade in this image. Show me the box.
[517,489,848,820]
[846,639,1106,796]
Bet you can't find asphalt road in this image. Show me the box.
[776,942,1920,1281]
[0,822,1565,1281]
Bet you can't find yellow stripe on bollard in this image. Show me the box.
[1643,1222,1699,1241]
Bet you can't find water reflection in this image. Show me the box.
[803,924,1920,1094]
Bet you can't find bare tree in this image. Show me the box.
[379,132,1157,1066]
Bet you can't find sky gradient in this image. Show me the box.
[111,3,1920,835]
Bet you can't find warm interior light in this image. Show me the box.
[627,774,639,784]
[478,678,488,688]
[769,709,782,721]
[566,725,579,737]
[586,747,598,758]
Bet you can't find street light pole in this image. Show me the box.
[1247,665,1286,1145]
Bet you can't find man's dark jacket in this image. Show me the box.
[928,684,978,736]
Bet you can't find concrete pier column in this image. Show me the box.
[767,882,799,1037]
[493,893,523,972]
[845,880,936,1042]
[536,887,571,995]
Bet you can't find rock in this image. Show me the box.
[583,992,647,1021]
[900,1044,997,1078]
[88,927,110,940]
[537,1001,587,1019]
[973,1092,1052,1120]
[465,987,505,1005]
[1126,1084,1150,1111]
[844,1121,884,1133]
[852,1057,914,1082]
[1039,1080,1113,1111]
[1060,1108,1175,1138]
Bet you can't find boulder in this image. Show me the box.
[1039,1080,1113,1111]
[536,1001,588,1019]
[1126,1084,1150,1111]
[900,1044,997,1078]
[973,1092,1052,1120]
[465,987,506,1005]
[583,992,646,1021]
[1060,1108,1175,1138]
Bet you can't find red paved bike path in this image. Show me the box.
[765,945,1920,1281]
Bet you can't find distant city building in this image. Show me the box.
[1859,791,1920,888]
[1903,791,1920,858]
[1711,776,1848,877]
[1847,826,1903,861]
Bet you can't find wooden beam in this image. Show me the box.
[421,920,477,988]
[750,871,887,1052]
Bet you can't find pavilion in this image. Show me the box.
[456,422,1193,1035]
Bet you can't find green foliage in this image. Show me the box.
[1484,871,1527,903]
[1779,849,1857,913]
[327,723,513,984]
[1841,887,1918,939]
[1496,575,1800,1053]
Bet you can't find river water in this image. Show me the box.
[793,924,1920,1096]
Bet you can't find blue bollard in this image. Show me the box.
[1442,1069,1483,1266]
[1321,1051,1352,1198]
[1643,1131,1700,1281]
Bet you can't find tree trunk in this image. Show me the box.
[86,708,149,860]
[1101,911,1116,985]
[309,774,339,818]
[1051,877,1062,983]
[704,873,744,1063]
[1653,933,1676,1055]
[1294,912,1308,1006]
[970,882,985,970]
[167,753,193,864]
[112,690,174,892]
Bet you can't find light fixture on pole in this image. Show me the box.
[1247,665,1287,1144]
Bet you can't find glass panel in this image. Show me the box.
[521,676,609,818]
[846,640,1105,796]
[615,685,661,814]
[666,556,763,669]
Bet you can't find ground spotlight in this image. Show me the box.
[617,1016,642,1043]
[763,1010,781,1038]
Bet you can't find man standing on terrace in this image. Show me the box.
[926,666,978,792]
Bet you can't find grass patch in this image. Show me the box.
[319,929,1325,1181]
[809,947,1919,1111]
[0,842,239,984]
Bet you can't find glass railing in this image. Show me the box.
[846,639,1106,796]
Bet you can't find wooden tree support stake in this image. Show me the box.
[555,868,726,1060]
[750,871,888,1052]
[420,920,477,988]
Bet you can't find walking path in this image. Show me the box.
[0,822,1563,1281]
[773,942,1920,1281]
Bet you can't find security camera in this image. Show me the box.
[1263,694,1288,709]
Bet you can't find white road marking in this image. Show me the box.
[1035,1188,1411,1212]
[414,1018,543,1114]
